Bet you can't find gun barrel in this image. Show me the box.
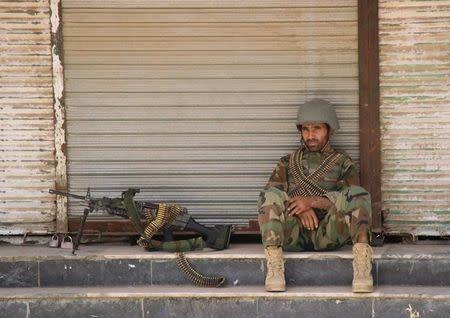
[49,189,86,200]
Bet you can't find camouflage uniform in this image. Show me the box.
[258,143,371,252]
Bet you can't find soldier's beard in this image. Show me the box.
[304,137,329,152]
[305,140,320,151]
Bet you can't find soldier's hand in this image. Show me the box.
[287,196,312,216]
[288,196,333,214]
[297,209,319,230]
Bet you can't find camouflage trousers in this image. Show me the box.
[258,186,371,251]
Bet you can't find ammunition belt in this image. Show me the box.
[124,196,226,287]
[288,148,343,197]
[138,203,183,248]
[138,206,227,288]
[175,252,225,287]
[134,201,157,222]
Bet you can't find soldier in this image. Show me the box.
[257,98,373,293]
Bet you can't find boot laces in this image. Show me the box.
[267,248,284,272]
[353,245,371,276]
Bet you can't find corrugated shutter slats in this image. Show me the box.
[0,0,56,234]
[63,0,359,225]
[380,0,450,236]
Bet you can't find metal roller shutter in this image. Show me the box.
[62,0,359,225]
[380,0,450,236]
[0,0,56,234]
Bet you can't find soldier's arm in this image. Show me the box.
[263,156,289,192]
[322,154,359,205]
[257,157,289,212]
[340,156,360,186]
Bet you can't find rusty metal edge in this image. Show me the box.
[68,218,261,236]
[358,0,382,234]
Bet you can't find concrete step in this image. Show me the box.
[0,285,449,318]
[1,243,449,288]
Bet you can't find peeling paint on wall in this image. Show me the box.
[50,0,68,233]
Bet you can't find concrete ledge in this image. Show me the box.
[1,243,449,261]
[1,243,362,261]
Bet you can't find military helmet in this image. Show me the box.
[296,98,340,132]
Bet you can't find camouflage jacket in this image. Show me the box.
[263,143,359,206]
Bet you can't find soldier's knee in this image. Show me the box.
[258,187,288,212]
[341,186,371,213]
[345,185,370,200]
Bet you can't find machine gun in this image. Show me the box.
[49,188,140,254]
[49,188,232,255]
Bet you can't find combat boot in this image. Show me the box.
[352,243,373,293]
[264,246,286,292]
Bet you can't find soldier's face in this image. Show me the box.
[300,123,329,151]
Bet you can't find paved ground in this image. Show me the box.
[1,285,449,299]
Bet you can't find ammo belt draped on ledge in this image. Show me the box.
[123,195,225,287]
[138,202,183,248]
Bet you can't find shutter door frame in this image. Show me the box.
[358,0,382,234]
